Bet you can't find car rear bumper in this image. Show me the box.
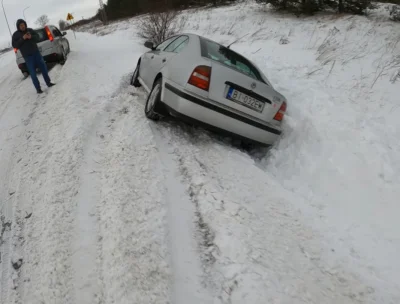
[162,82,282,146]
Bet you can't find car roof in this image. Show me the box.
[179,33,200,38]
[178,33,228,47]
[34,25,56,30]
[176,33,205,41]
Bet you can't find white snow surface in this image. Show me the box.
[1,3,400,304]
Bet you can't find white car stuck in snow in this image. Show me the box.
[131,34,287,146]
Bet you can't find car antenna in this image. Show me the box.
[227,34,249,49]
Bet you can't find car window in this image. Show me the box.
[155,36,178,51]
[33,29,49,43]
[164,36,189,53]
[51,26,62,37]
[199,38,264,82]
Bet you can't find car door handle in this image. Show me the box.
[162,58,166,63]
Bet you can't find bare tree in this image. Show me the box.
[59,20,67,30]
[138,10,187,45]
[36,15,50,27]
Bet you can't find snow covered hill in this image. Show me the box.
[0,3,399,304]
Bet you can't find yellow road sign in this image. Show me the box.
[67,13,74,21]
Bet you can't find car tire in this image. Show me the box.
[145,78,162,121]
[59,47,67,65]
[130,63,141,87]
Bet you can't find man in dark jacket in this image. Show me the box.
[12,19,55,94]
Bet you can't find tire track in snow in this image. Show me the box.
[101,82,213,303]
[42,62,105,303]
[0,157,17,303]
[150,123,214,304]
[4,63,87,304]
[94,90,172,304]
[70,108,105,303]
[149,117,379,304]
[0,78,26,123]
[0,67,47,303]
[0,115,19,303]
[130,84,214,303]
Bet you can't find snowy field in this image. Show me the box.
[1,3,399,304]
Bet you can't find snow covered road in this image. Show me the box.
[1,4,400,304]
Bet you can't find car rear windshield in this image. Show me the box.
[34,29,49,43]
[199,38,264,83]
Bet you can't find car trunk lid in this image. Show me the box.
[35,28,53,55]
[199,37,285,122]
[208,61,285,122]
[15,28,53,59]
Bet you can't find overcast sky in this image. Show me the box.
[0,0,100,48]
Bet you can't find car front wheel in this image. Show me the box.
[130,63,141,87]
[145,78,162,120]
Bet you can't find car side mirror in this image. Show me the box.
[62,32,67,36]
[144,41,154,50]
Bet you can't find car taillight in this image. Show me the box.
[273,101,287,121]
[45,26,54,42]
[14,48,18,53]
[188,66,211,91]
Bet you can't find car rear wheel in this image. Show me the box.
[145,78,162,121]
[130,63,141,87]
[59,47,67,65]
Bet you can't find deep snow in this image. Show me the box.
[0,2,399,304]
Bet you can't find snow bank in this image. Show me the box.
[181,3,400,303]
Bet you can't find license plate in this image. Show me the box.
[226,88,265,113]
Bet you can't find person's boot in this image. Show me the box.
[47,82,56,87]
[37,88,43,94]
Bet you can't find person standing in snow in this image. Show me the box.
[12,19,55,94]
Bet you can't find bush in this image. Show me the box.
[343,0,371,14]
[138,10,187,44]
[105,0,239,21]
[258,0,371,15]
[379,0,400,4]
[257,0,322,14]
[390,5,400,21]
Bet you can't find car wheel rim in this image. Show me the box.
[147,84,160,112]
